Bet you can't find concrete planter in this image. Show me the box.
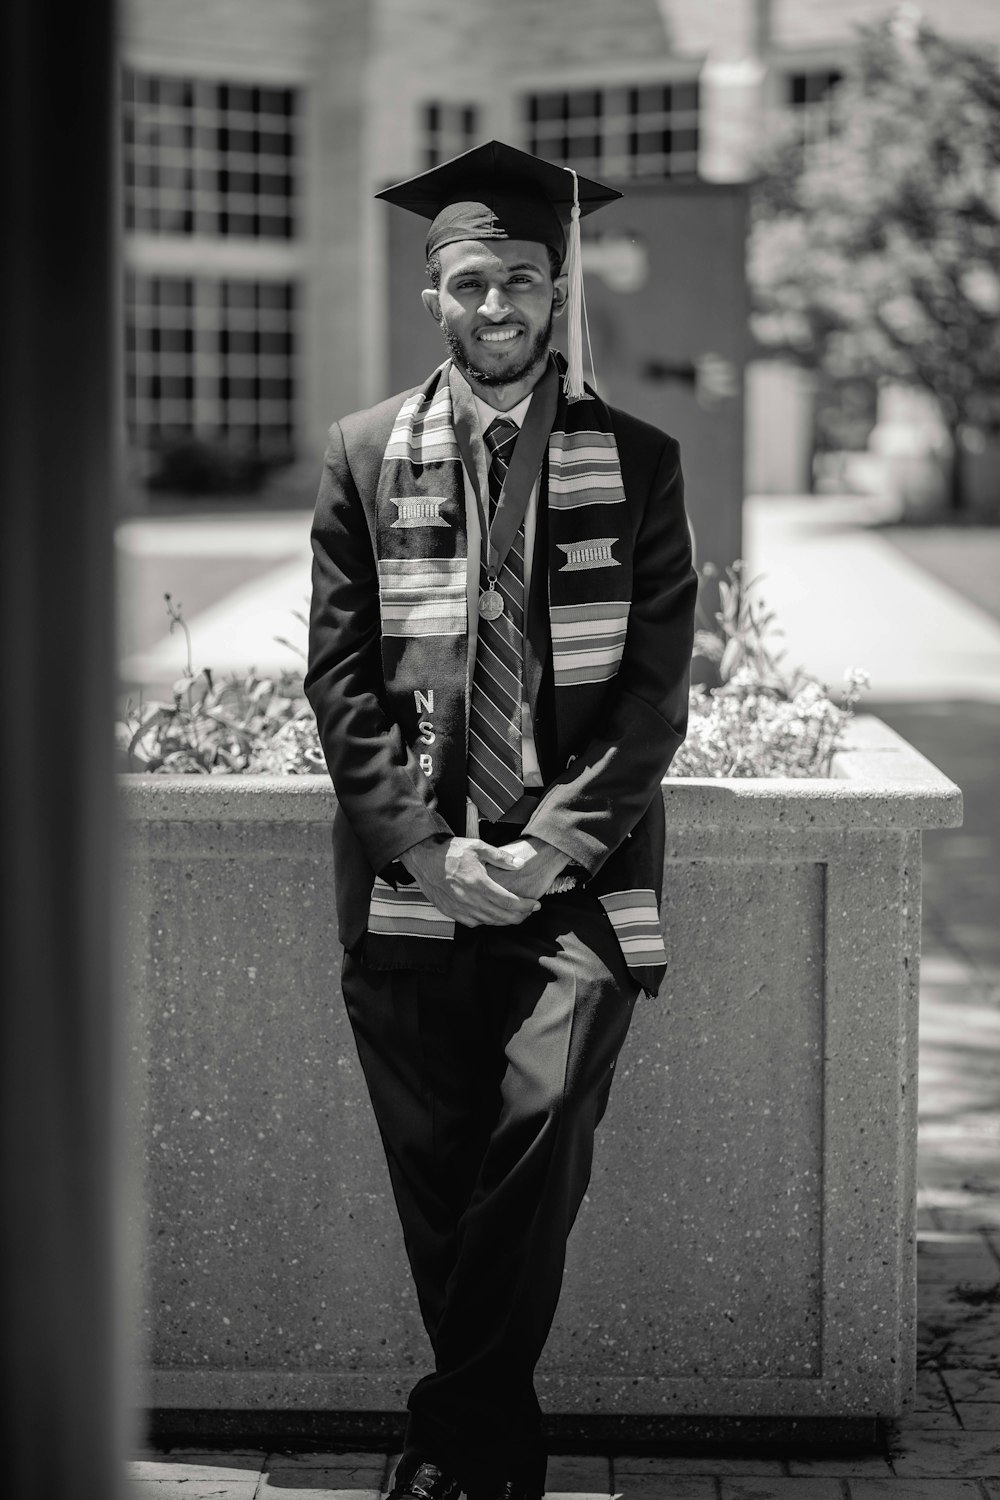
[123,715,961,1423]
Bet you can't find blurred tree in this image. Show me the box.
[749,13,1000,511]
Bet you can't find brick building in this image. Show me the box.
[120,0,1000,477]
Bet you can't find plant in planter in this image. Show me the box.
[117,593,324,774]
[116,566,867,777]
[671,561,869,778]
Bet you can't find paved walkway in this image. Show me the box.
[126,498,1000,1497]
[742,497,1000,704]
[124,1437,1000,1497]
[117,497,1000,701]
[117,511,313,692]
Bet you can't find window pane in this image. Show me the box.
[125,272,296,459]
[224,281,256,310]
[635,84,667,115]
[566,134,600,162]
[159,376,189,399]
[535,93,566,123]
[158,279,192,308]
[258,283,288,310]
[672,80,699,113]
[123,72,298,239]
[568,90,601,120]
[158,77,189,108]
[420,99,479,170]
[258,87,287,116]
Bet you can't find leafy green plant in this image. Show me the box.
[117,568,867,778]
[116,594,324,774]
[667,562,868,778]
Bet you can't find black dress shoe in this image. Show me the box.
[387,1459,463,1500]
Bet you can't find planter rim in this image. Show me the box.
[118,713,962,831]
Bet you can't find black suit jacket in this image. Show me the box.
[305,380,697,959]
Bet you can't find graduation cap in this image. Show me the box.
[376,140,622,401]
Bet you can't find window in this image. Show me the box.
[122,71,298,239]
[524,81,699,181]
[125,273,296,457]
[783,68,843,146]
[421,102,478,169]
[786,68,843,109]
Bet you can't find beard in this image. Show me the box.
[439,311,554,387]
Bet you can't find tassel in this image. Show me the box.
[562,169,587,402]
[466,797,479,838]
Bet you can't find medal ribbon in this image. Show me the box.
[451,355,558,588]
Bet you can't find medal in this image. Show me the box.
[479,586,505,621]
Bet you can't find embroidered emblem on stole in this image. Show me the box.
[390,496,451,528]
[558,537,620,571]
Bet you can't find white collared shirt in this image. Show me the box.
[463,385,543,789]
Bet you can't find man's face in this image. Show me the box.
[422,238,567,388]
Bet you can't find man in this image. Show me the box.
[304,141,697,1500]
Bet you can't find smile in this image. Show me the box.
[478,328,522,344]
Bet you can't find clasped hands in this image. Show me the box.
[399,833,568,928]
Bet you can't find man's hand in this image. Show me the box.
[399,836,540,928]
[491,837,569,901]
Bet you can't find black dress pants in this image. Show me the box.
[341,886,639,1496]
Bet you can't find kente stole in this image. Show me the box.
[365,353,667,990]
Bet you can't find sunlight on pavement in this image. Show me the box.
[744,496,1000,703]
[117,511,314,693]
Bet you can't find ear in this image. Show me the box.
[551,273,568,318]
[421,288,442,323]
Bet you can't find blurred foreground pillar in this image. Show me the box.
[0,2,125,1498]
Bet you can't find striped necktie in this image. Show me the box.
[467,415,525,821]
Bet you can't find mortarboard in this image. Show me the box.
[376,140,622,400]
